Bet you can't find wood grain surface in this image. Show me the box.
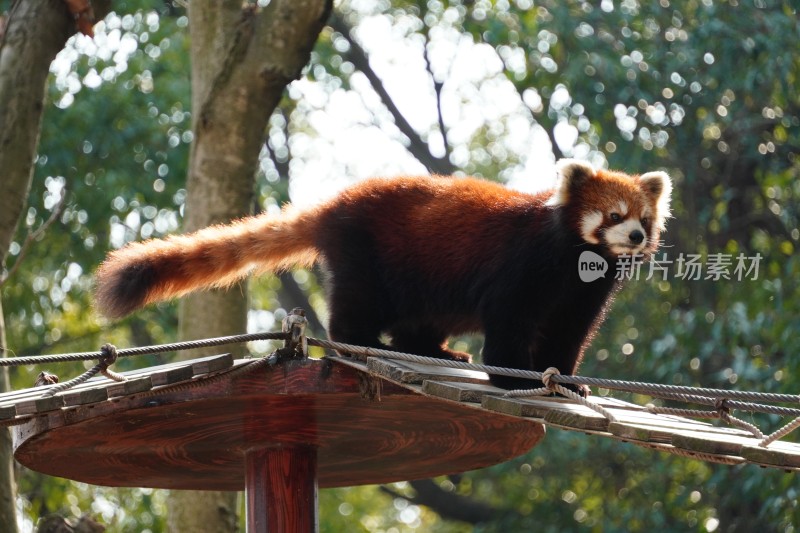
[13,357,545,490]
[246,446,318,533]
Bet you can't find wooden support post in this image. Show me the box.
[245,446,319,533]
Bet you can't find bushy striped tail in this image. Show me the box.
[94,208,320,318]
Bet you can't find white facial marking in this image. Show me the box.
[616,201,629,216]
[604,218,648,255]
[580,210,603,244]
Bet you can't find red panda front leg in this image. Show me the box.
[529,303,608,397]
[481,325,539,392]
[482,322,591,397]
[530,335,592,397]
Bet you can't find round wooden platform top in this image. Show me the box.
[12,355,544,490]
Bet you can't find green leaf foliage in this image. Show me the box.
[2,0,798,531]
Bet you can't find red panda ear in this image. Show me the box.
[640,171,673,230]
[548,159,596,206]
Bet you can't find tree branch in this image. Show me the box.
[421,28,451,163]
[329,13,455,175]
[0,189,67,287]
[506,86,564,161]
[489,47,564,161]
[542,118,565,160]
[381,478,512,525]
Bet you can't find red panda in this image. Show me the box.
[94,159,672,392]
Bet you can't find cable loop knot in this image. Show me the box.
[713,397,764,439]
[541,367,560,392]
[98,343,126,383]
[99,343,118,368]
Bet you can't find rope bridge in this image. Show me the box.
[2,308,799,470]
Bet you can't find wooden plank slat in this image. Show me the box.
[611,422,688,444]
[741,441,800,469]
[0,380,81,404]
[106,377,153,397]
[190,354,234,375]
[106,354,234,382]
[543,406,610,432]
[0,354,235,419]
[148,365,194,387]
[482,395,566,417]
[482,395,606,417]
[670,430,761,456]
[0,354,235,403]
[482,396,610,432]
[608,410,735,430]
[481,396,539,418]
[484,395,740,438]
[366,358,487,385]
[0,369,157,408]
[611,418,751,445]
[15,395,64,416]
[422,381,506,403]
[63,387,109,407]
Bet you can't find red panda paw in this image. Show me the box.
[567,383,591,398]
[442,349,472,363]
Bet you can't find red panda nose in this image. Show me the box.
[629,230,645,244]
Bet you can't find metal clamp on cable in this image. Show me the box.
[279,307,308,359]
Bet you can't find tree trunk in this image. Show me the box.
[166,2,331,531]
[0,302,14,533]
[0,2,109,531]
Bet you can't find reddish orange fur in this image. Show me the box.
[326,176,547,279]
[581,170,658,214]
[94,208,321,317]
[94,162,671,392]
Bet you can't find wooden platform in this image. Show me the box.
[6,352,800,493]
[8,354,544,490]
[347,357,800,471]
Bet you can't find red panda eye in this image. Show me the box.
[641,217,649,226]
[610,213,622,223]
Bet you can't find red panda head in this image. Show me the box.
[548,159,672,256]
